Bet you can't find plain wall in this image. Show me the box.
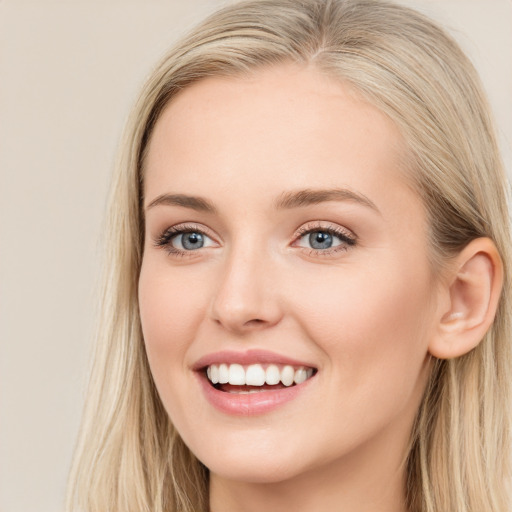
[0,1,510,511]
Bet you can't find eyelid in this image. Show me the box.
[292,221,357,255]
[152,220,356,258]
[294,221,356,242]
[153,222,220,256]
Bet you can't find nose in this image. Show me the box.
[209,244,283,334]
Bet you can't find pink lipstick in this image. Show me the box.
[193,349,317,415]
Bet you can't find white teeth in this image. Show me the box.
[281,365,295,386]
[294,368,307,384]
[206,363,315,387]
[228,364,245,385]
[245,364,266,386]
[218,363,229,384]
[265,364,280,385]
[210,365,219,384]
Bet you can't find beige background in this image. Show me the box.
[0,1,510,511]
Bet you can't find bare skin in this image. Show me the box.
[139,64,458,511]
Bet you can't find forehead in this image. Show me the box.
[144,63,414,214]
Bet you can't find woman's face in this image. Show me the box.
[139,64,439,484]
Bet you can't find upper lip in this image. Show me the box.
[192,349,317,371]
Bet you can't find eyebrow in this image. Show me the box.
[145,187,379,214]
[274,188,380,213]
[146,193,217,213]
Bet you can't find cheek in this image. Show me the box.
[139,261,210,334]
[290,255,434,402]
[286,265,434,457]
[138,263,208,384]
[138,262,218,426]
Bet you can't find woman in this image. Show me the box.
[66,0,511,511]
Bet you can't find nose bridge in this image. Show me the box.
[210,235,281,332]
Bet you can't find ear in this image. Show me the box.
[428,238,503,359]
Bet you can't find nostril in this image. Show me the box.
[245,318,264,326]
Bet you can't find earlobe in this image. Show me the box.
[428,238,503,360]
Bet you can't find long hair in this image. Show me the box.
[66,1,512,510]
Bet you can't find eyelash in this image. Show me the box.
[154,223,213,258]
[153,222,357,258]
[294,222,357,256]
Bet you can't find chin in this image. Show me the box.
[206,458,307,485]
[190,434,318,485]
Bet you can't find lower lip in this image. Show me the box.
[196,372,315,416]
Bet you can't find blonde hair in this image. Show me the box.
[66,1,512,511]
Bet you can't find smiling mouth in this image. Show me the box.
[205,363,317,393]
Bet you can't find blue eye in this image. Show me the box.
[173,232,205,250]
[296,226,356,252]
[308,231,334,249]
[170,231,218,251]
[155,224,217,255]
